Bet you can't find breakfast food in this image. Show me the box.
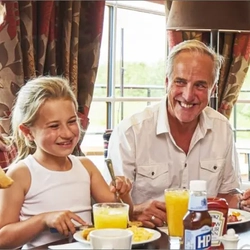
[128,220,143,227]
[228,211,242,223]
[81,227,96,241]
[81,223,151,243]
[0,167,14,188]
[127,226,153,242]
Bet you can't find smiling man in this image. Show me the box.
[108,40,243,228]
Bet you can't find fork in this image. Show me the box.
[105,159,124,204]
[50,224,94,233]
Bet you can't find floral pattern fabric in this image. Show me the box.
[0,1,105,155]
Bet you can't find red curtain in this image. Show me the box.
[0,1,105,155]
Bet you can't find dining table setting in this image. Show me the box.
[34,221,250,249]
[32,179,250,250]
[34,204,250,250]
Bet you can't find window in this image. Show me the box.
[81,1,166,157]
[81,1,250,186]
[229,71,250,182]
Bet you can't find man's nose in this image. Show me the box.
[182,85,195,102]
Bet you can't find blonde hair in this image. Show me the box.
[11,76,79,162]
[0,2,6,25]
[166,40,224,86]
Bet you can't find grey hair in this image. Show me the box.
[11,76,78,162]
[166,40,224,86]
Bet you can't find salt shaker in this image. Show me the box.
[219,228,239,249]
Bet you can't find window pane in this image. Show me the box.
[115,8,166,97]
[235,131,250,148]
[114,86,165,98]
[238,148,250,182]
[94,6,109,98]
[235,103,250,129]
[238,91,250,100]
[109,0,165,12]
[88,102,107,133]
[236,132,250,182]
[113,101,159,125]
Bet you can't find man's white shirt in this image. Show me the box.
[108,95,241,204]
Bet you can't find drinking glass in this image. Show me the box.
[93,203,129,229]
[165,188,189,238]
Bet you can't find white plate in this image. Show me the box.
[48,242,91,249]
[227,208,250,225]
[73,228,161,246]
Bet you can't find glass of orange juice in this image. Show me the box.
[165,188,189,238]
[93,203,129,229]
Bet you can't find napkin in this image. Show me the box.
[48,242,91,249]
[157,226,168,234]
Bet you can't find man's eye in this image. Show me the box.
[196,83,207,89]
[175,80,185,85]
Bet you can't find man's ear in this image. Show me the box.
[165,77,169,93]
[165,77,168,88]
[19,124,34,141]
[211,84,217,95]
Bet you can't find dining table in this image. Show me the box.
[33,221,250,249]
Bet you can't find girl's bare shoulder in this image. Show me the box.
[6,161,31,192]
[77,156,98,173]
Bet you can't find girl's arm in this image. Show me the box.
[0,164,87,248]
[80,157,134,218]
[0,164,47,248]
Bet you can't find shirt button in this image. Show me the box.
[152,172,155,176]
[213,166,217,170]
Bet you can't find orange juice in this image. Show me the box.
[93,203,129,229]
[165,189,189,237]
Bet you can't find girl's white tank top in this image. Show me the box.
[20,154,92,249]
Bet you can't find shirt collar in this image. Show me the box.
[156,95,170,135]
[156,95,213,135]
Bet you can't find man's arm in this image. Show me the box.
[217,193,239,209]
[217,129,241,200]
[107,125,136,181]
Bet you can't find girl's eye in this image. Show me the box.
[49,124,59,129]
[68,119,77,124]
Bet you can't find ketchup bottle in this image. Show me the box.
[208,197,229,250]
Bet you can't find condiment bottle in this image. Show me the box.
[183,180,212,250]
[208,197,229,249]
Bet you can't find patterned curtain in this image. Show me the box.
[0,0,105,155]
[166,3,250,119]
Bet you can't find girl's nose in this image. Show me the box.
[61,125,74,137]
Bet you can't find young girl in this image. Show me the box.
[0,76,133,249]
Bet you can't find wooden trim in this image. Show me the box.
[146,0,165,5]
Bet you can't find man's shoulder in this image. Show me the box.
[204,106,230,123]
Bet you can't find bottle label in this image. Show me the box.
[208,210,225,246]
[184,226,211,250]
[188,196,208,211]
